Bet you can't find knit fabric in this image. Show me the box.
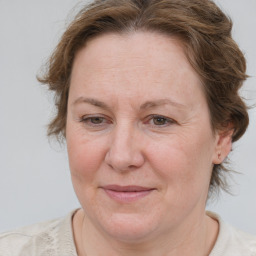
[0,210,255,256]
[0,210,78,256]
[208,212,256,256]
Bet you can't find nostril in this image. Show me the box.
[104,132,145,171]
[105,150,144,172]
[127,164,138,170]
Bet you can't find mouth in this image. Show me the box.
[101,185,156,203]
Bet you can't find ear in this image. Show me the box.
[212,128,233,164]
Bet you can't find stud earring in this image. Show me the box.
[217,152,221,160]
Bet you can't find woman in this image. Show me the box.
[0,0,255,255]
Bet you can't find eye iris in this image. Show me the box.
[91,117,103,124]
[153,117,166,125]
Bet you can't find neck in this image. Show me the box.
[73,209,218,256]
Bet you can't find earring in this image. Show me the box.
[217,152,221,160]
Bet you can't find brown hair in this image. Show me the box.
[38,0,249,195]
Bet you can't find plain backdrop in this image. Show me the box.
[0,0,255,234]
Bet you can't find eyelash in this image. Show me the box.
[79,115,110,129]
[79,114,176,128]
[145,115,176,127]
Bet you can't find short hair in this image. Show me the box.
[38,0,249,196]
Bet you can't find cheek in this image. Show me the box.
[66,129,106,184]
[66,133,108,209]
[146,133,214,191]
[145,138,213,217]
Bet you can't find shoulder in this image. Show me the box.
[0,210,78,256]
[0,218,63,256]
[208,212,256,256]
[224,224,256,255]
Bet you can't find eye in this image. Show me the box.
[80,115,110,127]
[87,117,104,124]
[152,116,169,125]
[146,115,175,127]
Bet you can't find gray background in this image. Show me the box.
[0,0,255,234]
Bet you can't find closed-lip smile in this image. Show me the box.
[101,185,156,203]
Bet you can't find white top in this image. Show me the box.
[0,210,255,256]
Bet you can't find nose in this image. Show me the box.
[105,123,145,172]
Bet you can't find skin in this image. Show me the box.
[66,31,232,256]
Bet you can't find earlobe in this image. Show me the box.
[212,129,233,164]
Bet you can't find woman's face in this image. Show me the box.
[66,32,227,242]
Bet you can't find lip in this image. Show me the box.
[101,185,155,203]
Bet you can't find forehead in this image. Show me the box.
[72,31,191,74]
[70,31,204,108]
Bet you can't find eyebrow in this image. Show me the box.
[72,97,111,110]
[72,97,186,110]
[140,99,186,110]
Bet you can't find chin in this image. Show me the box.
[105,214,158,243]
[96,212,161,243]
